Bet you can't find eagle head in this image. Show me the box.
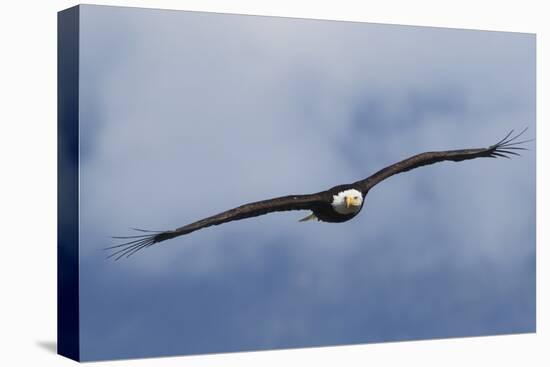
[331,189,363,214]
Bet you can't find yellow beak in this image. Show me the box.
[346,196,352,208]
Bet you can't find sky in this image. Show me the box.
[76,5,535,361]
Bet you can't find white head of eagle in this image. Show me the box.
[331,189,363,214]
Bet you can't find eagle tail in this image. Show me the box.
[298,212,318,222]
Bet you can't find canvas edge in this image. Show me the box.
[57,5,81,362]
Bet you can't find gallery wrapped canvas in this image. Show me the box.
[58,4,535,362]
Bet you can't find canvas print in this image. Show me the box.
[58,4,536,362]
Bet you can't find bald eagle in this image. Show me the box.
[106,129,529,260]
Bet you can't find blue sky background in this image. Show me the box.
[77,5,535,361]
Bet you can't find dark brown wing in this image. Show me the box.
[353,128,530,194]
[106,193,325,260]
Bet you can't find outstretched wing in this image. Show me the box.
[106,193,324,260]
[353,128,530,194]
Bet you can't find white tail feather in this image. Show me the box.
[299,212,318,222]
